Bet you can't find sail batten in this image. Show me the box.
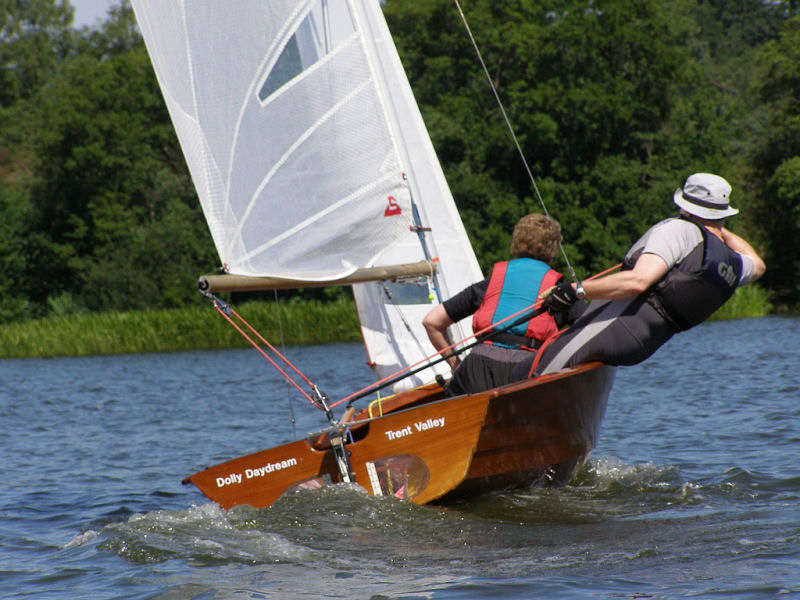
[240,167,400,267]
[232,77,374,261]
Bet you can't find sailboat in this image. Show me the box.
[130,0,615,510]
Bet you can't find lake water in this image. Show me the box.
[2,316,799,599]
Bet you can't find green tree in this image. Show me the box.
[385,0,694,275]
[0,0,74,106]
[750,14,800,307]
[25,5,215,312]
[0,181,34,320]
[75,0,138,56]
[692,0,800,60]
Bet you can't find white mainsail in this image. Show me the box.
[131,0,482,388]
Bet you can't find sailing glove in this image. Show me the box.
[542,281,578,315]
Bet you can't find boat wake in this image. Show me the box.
[91,485,469,567]
[95,501,316,565]
[87,456,797,573]
[451,455,793,526]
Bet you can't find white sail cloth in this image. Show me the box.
[132,0,482,387]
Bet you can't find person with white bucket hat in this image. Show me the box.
[512,172,766,378]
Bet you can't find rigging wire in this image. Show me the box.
[274,289,298,438]
[452,0,579,285]
[204,292,322,410]
[380,281,434,372]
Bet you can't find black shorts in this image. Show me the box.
[447,343,533,397]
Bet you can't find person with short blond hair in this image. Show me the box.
[509,213,562,262]
[423,213,583,397]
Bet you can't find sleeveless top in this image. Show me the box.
[472,258,562,348]
[625,218,744,331]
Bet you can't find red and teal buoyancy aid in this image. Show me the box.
[472,258,562,349]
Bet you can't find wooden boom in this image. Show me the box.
[198,261,437,292]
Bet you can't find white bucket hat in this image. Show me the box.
[673,173,739,219]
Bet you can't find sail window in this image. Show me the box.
[382,279,433,305]
[366,455,430,500]
[258,0,356,102]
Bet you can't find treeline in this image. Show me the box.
[1,0,217,323]
[383,0,800,306]
[1,0,799,326]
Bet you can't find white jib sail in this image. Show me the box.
[131,0,482,390]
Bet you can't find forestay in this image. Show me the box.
[131,0,482,388]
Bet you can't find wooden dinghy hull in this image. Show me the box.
[442,362,614,502]
[183,362,614,510]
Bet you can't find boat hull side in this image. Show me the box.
[183,438,338,510]
[440,363,615,501]
[184,363,613,509]
[347,392,490,504]
[184,392,490,509]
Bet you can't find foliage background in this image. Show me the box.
[1,0,798,326]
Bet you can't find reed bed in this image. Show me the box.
[0,285,773,359]
[709,284,773,321]
[0,298,362,359]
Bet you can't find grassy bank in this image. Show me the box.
[708,283,773,321]
[0,298,362,359]
[0,285,774,360]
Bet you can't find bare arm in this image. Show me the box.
[721,227,766,281]
[578,253,669,300]
[422,304,460,371]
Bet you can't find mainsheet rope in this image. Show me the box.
[331,299,548,410]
